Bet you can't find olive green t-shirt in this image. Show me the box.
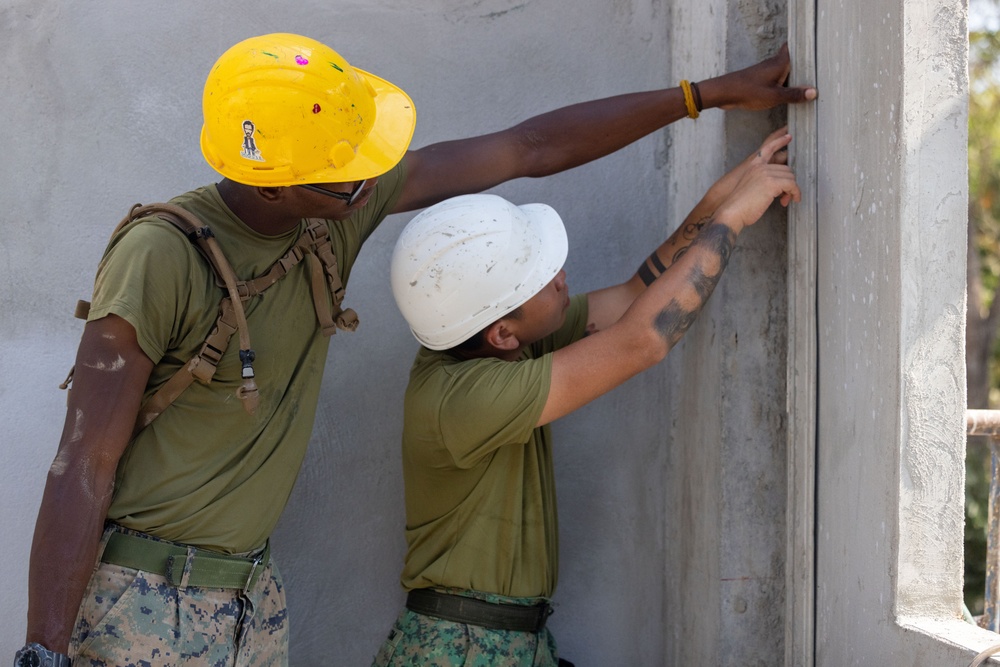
[90,163,406,554]
[400,294,589,598]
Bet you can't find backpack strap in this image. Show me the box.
[65,203,360,438]
[121,203,260,435]
[301,219,359,334]
[233,218,358,335]
[132,294,244,437]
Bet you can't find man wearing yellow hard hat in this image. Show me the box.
[18,33,815,667]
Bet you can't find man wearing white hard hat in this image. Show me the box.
[380,129,799,666]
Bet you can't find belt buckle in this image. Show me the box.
[242,554,263,596]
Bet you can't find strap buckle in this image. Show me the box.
[243,554,263,596]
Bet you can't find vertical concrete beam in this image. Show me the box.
[664,2,727,660]
[813,0,1000,661]
[666,1,792,664]
[894,0,969,620]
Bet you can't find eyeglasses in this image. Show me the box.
[298,179,368,206]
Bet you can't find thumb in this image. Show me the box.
[781,85,818,104]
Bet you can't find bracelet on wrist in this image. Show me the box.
[680,79,700,119]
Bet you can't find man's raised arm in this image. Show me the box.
[393,44,815,213]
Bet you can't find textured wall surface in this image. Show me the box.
[812,0,1000,662]
[0,2,675,665]
[664,0,794,664]
[5,0,949,664]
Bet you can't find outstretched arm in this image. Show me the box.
[585,126,793,332]
[537,131,799,426]
[25,315,152,653]
[392,44,815,213]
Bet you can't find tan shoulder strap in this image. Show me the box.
[301,219,359,334]
[132,295,243,437]
[233,219,358,335]
[126,204,261,425]
[65,204,359,439]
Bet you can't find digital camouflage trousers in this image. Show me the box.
[372,590,564,667]
[68,534,288,667]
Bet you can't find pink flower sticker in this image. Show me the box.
[295,55,309,66]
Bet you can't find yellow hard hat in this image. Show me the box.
[200,33,416,186]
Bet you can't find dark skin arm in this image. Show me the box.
[26,314,153,652]
[393,44,815,213]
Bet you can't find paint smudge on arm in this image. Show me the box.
[69,408,85,444]
[49,441,74,477]
[82,355,126,372]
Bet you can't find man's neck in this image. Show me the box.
[448,346,523,363]
[216,179,303,236]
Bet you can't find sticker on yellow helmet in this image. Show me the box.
[240,120,264,162]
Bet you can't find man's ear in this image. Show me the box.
[254,186,285,203]
[484,319,521,352]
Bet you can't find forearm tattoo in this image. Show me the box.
[695,222,734,268]
[654,301,700,346]
[638,216,713,286]
[652,222,735,346]
[682,215,712,241]
[637,251,668,287]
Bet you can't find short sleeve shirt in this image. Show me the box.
[400,294,589,598]
[91,162,406,554]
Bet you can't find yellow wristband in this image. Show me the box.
[680,79,699,119]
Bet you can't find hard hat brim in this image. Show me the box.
[515,202,570,308]
[328,67,416,182]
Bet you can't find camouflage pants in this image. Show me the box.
[372,590,561,667]
[68,533,288,667]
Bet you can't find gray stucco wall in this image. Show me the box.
[1,2,680,665]
[663,2,794,665]
[13,0,982,665]
[811,0,1000,663]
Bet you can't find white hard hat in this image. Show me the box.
[391,194,568,350]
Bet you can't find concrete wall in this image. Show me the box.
[811,0,1000,663]
[10,0,987,665]
[663,2,794,664]
[0,2,679,665]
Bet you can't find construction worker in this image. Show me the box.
[17,29,814,667]
[380,128,799,666]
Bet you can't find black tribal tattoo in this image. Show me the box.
[652,222,735,345]
[637,251,667,287]
[638,216,714,286]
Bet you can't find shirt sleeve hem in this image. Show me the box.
[86,302,163,362]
